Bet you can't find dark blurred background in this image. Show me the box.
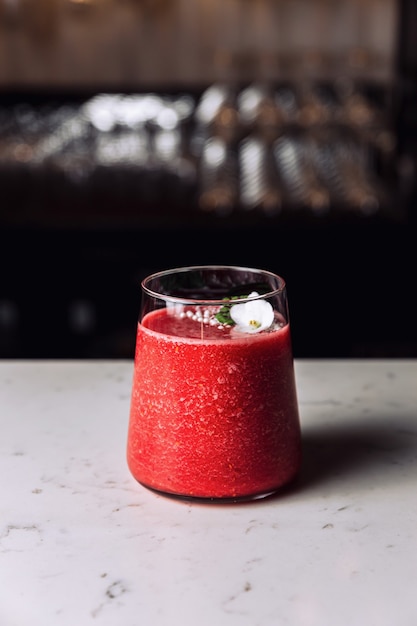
[0,0,416,360]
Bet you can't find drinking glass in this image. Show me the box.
[127,265,302,502]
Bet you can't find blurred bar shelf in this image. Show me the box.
[0,80,414,229]
[0,82,416,360]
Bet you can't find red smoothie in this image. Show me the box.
[127,307,301,500]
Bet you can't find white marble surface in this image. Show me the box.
[1,359,417,626]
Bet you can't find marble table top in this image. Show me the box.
[1,359,417,626]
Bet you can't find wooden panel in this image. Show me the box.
[0,0,398,88]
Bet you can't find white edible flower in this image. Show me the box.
[230,291,274,334]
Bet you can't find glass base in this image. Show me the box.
[136,478,298,504]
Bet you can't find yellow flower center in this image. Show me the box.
[249,319,261,329]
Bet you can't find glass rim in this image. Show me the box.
[141,264,286,306]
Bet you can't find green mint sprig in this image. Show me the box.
[215,295,249,326]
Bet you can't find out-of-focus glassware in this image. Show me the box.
[307,129,381,214]
[238,136,282,214]
[198,136,239,214]
[273,134,330,213]
[0,80,395,219]
[237,83,286,142]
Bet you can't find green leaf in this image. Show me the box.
[215,294,249,326]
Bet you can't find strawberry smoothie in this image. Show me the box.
[127,302,301,501]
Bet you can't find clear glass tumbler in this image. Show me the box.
[127,265,302,502]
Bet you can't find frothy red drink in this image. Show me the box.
[127,306,301,501]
